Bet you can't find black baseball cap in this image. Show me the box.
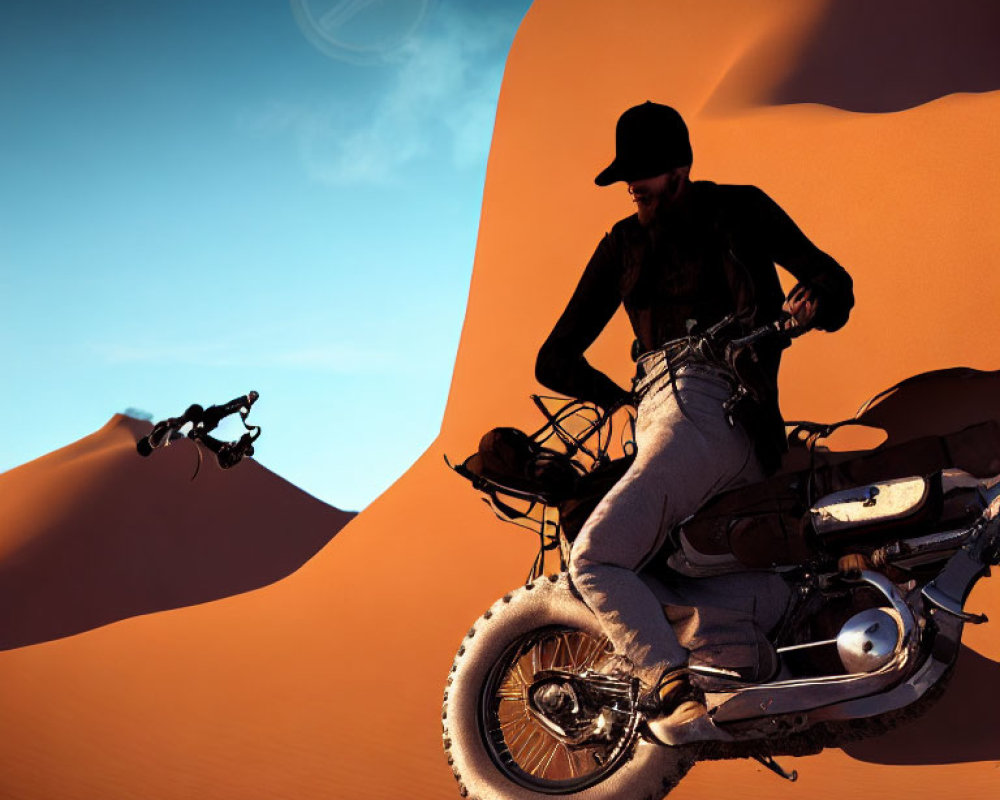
[595,101,693,186]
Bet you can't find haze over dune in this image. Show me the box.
[2,1,999,798]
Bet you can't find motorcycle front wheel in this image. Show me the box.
[442,573,691,800]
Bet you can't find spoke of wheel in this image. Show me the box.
[510,727,542,765]
[527,737,561,778]
[491,716,524,732]
[518,729,556,775]
[548,632,565,670]
[560,743,578,778]
[531,637,547,676]
[496,685,523,702]
[581,636,609,669]
[504,718,534,752]
[565,632,585,670]
[572,631,600,671]
[515,656,532,690]
[500,669,521,691]
[519,734,546,774]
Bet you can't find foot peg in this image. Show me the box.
[922,583,989,624]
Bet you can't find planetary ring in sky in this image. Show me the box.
[291,0,431,64]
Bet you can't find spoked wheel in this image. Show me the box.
[443,573,691,800]
[480,626,635,792]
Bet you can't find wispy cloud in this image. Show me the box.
[246,6,519,184]
[93,340,394,373]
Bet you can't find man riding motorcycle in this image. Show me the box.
[534,101,855,745]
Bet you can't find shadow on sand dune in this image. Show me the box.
[844,645,1000,764]
[769,0,1000,112]
[0,416,354,650]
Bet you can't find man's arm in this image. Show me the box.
[742,186,854,331]
[535,234,631,411]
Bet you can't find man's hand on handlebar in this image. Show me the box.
[783,285,819,331]
[837,552,872,577]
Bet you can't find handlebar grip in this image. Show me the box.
[217,433,256,469]
[201,392,258,429]
[726,323,780,351]
[136,423,178,457]
[726,318,809,353]
[221,391,257,414]
[135,405,202,457]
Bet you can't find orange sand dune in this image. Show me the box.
[2,1,1000,798]
[0,415,354,650]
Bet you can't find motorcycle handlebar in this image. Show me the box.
[136,403,205,456]
[136,392,260,468]
[726,317,807,352]
[200,391,259,430]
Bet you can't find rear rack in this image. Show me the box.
[447,395,635,582]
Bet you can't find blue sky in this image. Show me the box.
[1,0,532,510]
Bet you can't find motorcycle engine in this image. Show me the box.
[835,607,903,673]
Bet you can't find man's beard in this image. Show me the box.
[634,191,661,226]
[634,182,688,226]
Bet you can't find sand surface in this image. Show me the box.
[2,1,999,798]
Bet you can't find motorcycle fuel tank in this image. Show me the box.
[810,475,929,534]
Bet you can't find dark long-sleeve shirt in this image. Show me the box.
[535,181,854,471]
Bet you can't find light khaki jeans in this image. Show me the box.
[569,358,765,687]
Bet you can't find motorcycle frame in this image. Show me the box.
[707,490,1000,734]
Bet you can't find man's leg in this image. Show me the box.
[569,368,760,688]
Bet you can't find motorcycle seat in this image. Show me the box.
[674,418,1000,573]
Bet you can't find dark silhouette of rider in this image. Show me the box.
[535,101,854,744]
